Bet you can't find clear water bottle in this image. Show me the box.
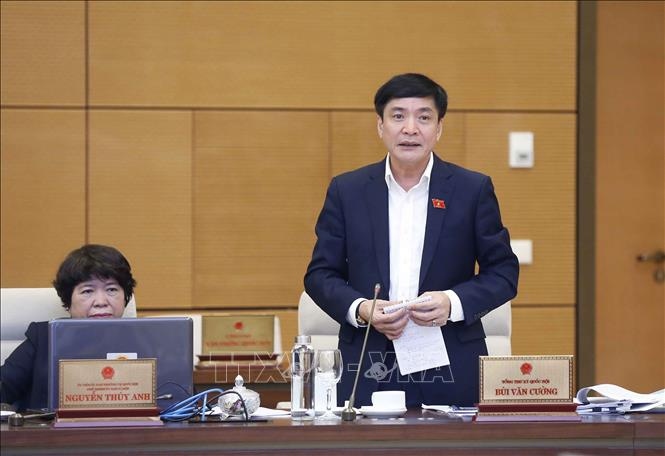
[290,335,315,420]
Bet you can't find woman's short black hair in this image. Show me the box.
[374,73,448,120]
[53,244,137,309]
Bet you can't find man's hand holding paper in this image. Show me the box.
[407,292,451,329]
[358,298,409,340]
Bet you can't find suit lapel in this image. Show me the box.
[365,161,390,295]
[419,156,455,289]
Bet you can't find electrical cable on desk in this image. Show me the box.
[159,388,223,422]
[155,381,191,405]
[159,389,249,422]
[157,380,191,398]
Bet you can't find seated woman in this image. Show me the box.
[0,244,137,411]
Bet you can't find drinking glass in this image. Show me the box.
[315,349,343,420]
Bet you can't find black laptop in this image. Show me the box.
[48,317,193,411]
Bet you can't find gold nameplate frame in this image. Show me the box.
[59,359,156,410]
[202,314,274,355]
[479,355,574,403]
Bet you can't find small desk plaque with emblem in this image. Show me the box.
[199,314,276,366]
[476,355,579,422]
[55,359,162,427]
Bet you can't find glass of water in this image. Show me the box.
[315,349,343,420]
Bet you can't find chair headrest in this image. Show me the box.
[298,291,340,336]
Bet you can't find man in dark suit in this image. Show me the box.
[304,73,519,407]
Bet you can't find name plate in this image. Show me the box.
[202,314,274,355]
[479,355,574,403]
[59,359,156,410]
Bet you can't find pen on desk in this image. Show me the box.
[588,406,622,413]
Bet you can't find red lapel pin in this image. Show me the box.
[432,198,446,209]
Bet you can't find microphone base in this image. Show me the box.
[341,408,357,421]
[8,414,25,427]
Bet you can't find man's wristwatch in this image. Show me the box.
[355,302,368,326]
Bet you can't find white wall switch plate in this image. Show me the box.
[509,132,534,168]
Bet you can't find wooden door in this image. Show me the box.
[595,1,664,393]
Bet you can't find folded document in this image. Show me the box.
[575,384,665,414]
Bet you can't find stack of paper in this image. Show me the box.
[575,384,665,414]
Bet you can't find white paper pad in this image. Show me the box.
[251,407,292,418]
[393,319,449,375]
[383,296,432,314]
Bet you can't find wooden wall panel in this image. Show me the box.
[330,112,385,176]
[464,114,577,306]
[594,1,664,392]
[0,109,86,285]
[0,1,84,106]
[193,111,329,308]
[88,1,576,110]
[512,306,576,359]
[88,111,192,309]
[330,112,465,177]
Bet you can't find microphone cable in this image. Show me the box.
[159,388,223,422]
[159,388,249,422]
[156,380,191,405]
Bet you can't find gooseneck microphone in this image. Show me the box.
[8,411,56,426]
[341,283,380,421]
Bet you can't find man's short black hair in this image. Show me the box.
[374,73,448,120]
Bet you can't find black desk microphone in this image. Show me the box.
[341,283,380,421]
[8,411,56,426]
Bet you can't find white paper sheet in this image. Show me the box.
[575,384,665,413]
[251,407,292,418]
[392,319,449,375]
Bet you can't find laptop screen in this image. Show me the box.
[48,317,193,411]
